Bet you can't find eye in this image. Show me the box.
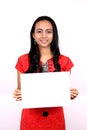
[36,29,42,33]
[47,30,52,33]
[37,30,42,33]
[46,29,53,34]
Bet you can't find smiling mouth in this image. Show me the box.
[40,40,48,43]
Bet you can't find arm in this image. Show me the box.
[69,71,79,99]
[13,70,22,101]
[17,70,21,90]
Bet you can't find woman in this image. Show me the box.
[13,16,78,130]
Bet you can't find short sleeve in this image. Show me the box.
[59,55,74,71]
[15,53,30,73]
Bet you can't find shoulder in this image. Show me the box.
[58,54,74,71]
[59,54,69,59]
[18,53,29,60]
[17,53,30,64]
[15,53,30,73]
[59,54,72,62]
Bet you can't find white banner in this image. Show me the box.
[21,72,70,108]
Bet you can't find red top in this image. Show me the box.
[15,53,74,130]
[15,53,73,73]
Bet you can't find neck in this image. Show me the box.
[39,47,53,63]
[40,47,52,56]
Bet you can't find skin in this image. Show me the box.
[13,20,78,101]
[33,20,54,63]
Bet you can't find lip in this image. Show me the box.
[40,40,48,43]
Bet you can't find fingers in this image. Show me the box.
[70,88,79,100]
[13,89,22,101]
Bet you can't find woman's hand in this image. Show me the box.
[70,88,79,99]
[13,89,22,101]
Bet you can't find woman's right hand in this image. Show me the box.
[13,89,22,101]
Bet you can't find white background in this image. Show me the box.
[0,0,87,130]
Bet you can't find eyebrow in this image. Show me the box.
[36,28,53,31]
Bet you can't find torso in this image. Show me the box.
[15,53,74,130]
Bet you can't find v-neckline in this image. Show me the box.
[40,57,53,64]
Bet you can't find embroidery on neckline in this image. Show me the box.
[42,62,48,72]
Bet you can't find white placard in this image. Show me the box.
[21,72,70,108]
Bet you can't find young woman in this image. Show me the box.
[13,16,78,130]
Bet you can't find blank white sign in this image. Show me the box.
[21,72,70,108]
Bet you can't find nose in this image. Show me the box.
[42,31,46,37]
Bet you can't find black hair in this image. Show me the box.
[25,16,61,73]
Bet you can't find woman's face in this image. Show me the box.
[33,20,53,49]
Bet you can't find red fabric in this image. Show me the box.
[15,53,74,130]
[15,53,74,73]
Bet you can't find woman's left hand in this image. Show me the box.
[70,88,79,99]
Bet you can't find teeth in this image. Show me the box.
[42,41,47,42]
[40,40,47,43]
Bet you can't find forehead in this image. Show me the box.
[35,20,53,29]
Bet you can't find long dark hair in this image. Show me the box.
[25,16,61,73]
